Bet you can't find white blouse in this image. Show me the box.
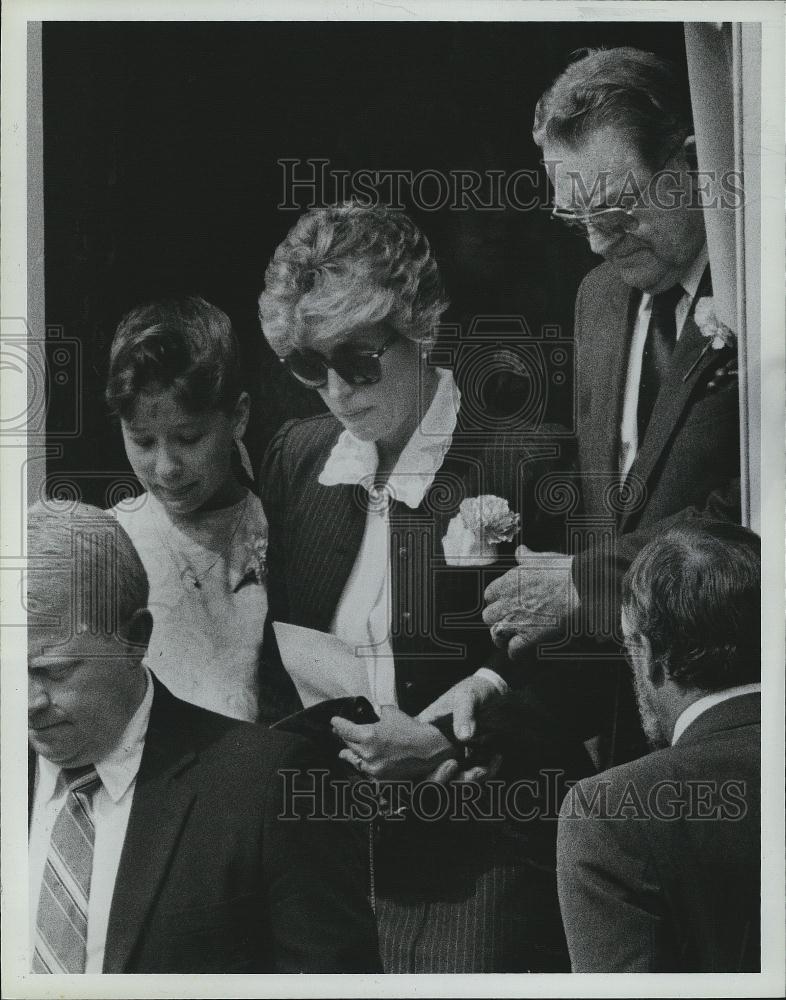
[113,489,268,721]
[318,368,460,709]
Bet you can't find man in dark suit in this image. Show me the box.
[439,47,742,763]
[27,500,380,974]
[556,521,760,972]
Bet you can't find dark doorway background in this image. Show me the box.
[42,21,687,507]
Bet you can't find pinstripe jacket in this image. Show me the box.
[257,409,593,974]
[258,409,570,722]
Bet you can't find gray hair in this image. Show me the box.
[532,47,692,170]
[27,500,148,638]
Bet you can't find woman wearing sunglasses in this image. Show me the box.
[257,202,585,972]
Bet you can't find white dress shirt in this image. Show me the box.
[29,668,154,973]
[671,682,761,746]
[320,368,507,709]
[619,245,710,476]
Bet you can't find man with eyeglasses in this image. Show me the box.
[432,47,742,771]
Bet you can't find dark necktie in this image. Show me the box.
[32,766,102,974]
[637,284,685,442]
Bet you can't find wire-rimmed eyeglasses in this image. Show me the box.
[550,140,687,237]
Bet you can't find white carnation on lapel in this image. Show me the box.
[442,495,520,566]
[694,297,736,350]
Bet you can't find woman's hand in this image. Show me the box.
[331,705,454,780]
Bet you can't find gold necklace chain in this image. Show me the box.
[152,492,250,591]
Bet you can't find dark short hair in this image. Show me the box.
[622,521,761,692]
[106,296,242,419]
[532,47,692,169]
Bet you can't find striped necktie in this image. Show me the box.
[32,766,102,973]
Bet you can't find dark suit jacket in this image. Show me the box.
[556,693,760,972]
[259,409,569,720]
[571,261,741,620]
[527,261,743,764]
[29,678,381,973]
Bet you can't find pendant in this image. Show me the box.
[180,567,201,589]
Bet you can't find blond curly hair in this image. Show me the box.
[258,202,448,354]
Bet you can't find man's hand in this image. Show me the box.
[483,545,578,659]
[331,705,454,780]
[417,671,503,742]
[417,674,505,784]
[427,753,504,786]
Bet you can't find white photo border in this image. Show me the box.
[2,2,783,997]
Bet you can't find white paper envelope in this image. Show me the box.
[272,621,374,708]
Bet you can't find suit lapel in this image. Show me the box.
[290,481,367,629]
[603,283,639,477]
[102,680,198,973]
[582,280,637,514]
[623,272,727,528]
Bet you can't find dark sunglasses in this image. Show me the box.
[279,330,398,389]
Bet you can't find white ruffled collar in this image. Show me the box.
[318,367,460,509]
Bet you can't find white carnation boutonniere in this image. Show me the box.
[442,495,520,567]
[684,296,737,383]
[694,297,736,350]
[235,533,268,591]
